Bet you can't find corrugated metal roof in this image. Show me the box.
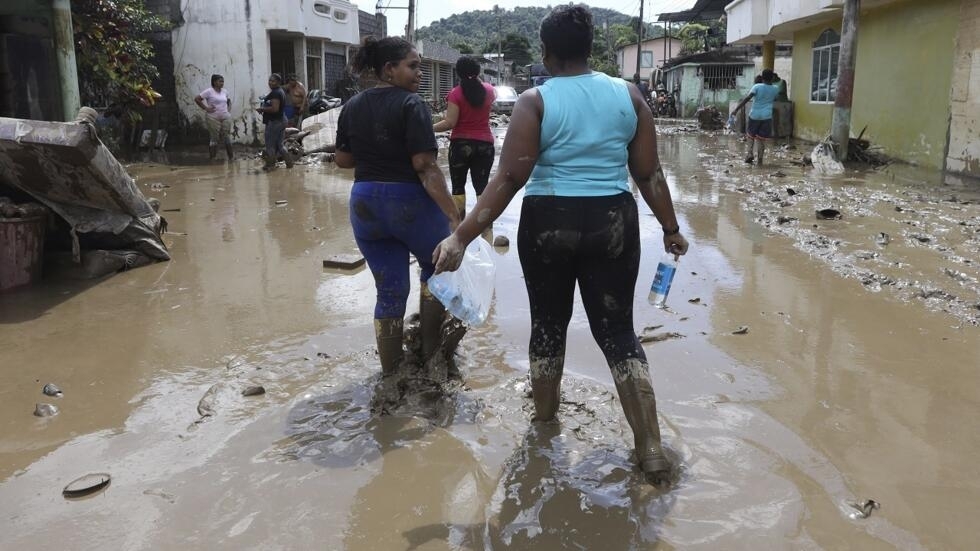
[658,0,729,22]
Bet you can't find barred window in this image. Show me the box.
[811,29,840,103]
[437,64,453,99]
[419,60,434,101]
[700,65,742,90]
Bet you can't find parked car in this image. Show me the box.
[492,85,518,115]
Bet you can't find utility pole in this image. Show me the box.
[406,0,415,43]
[831,0,860,161]
[635,0,644,80]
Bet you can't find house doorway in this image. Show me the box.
[269,35,296,80]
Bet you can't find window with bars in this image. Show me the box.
[700,65,742,90]
[810,29,840,103]
[419,60,434,100]
[437,64,453,100]
[306,39,323,90]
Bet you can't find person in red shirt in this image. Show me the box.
[433,56,496,241]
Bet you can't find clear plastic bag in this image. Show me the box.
[427,239,496,326]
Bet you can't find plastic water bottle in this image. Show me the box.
[427,275,483,325]
[648,252,679,308]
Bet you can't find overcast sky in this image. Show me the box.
[377,0,698,38]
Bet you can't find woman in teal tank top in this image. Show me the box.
[432,5,689,486]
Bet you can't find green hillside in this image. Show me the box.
[415,5,664,64]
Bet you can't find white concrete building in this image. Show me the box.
[171,0,361,144]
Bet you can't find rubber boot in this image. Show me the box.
[612,358,671,484]
[744,138,754,164]
[452,194,466,220]
[374,318,404,376]
[209,144,217,160]
[756,140,766,167]
[419,283,445,362]
[529,357,564,422]
[225,143,234,160]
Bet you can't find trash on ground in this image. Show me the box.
[242,385,266,397]
[62,473,111,498]
[42,383,63,397]
[638,331,685,344]
[732,325,750,335]
[322,254,366,270]
[275,200,288,206]
[33,403,59,417]
[846,499,880,519]
[816,208,843,220]
[811,141,845,174]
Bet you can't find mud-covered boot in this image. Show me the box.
[612,359,671,485]
[529,357,564,422]
[452,194,466,220]
[209,144,217,160]
[225,143,234,160]
[419,283,446,362]
[756,140,766,167]
[374,318,404,377]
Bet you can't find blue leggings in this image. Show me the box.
[349,181,450,319]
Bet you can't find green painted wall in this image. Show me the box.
[791,0,960,168]
[674,64,757,118]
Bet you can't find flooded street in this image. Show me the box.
[1,127,978,550]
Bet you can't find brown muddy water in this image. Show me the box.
[1,127,978,550]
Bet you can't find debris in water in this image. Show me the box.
[34,403,59,417]
[638,331,685,344]
[197,384,220,417]
[786,188,797,196]
[493,235,510,247]
[875,232,890,246]
[847,499,880,519]
[275,200,288,206]
[732,326,749,335]
[42,383,63,397]
[688,297,701,304]
[769,170,787,177]
[63,473,111,498]
[316,352,331,359]
[816,208,842,220]
[322,254,366,269]
[242,385,266,397]
[777,216,798,225]
[162,208,181,212]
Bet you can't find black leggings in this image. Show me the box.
[448,138,495,196]
[518,192,646,366]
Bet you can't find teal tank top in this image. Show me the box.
[525,72,637,197]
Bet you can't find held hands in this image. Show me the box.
[664,232,689,256]
[432,233,465,274]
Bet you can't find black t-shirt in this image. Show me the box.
[336,87,437,184]
[263,87,286,123]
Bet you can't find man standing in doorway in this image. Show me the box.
[256,73,292,170]
[283,74,308,128]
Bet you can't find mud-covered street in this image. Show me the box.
[1,126,978,550]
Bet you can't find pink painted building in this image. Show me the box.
[616,36,685,82]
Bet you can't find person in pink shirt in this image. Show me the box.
[433,56,496,241]
[194,74,234,160]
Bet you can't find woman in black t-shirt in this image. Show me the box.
[335,37,461,377]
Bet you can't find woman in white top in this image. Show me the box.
[194,74,234,160]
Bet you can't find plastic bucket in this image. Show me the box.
[0,214,47,291]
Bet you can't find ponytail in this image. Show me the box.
[352,36,415,79]
[455,56,486,107]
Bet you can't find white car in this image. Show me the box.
[492,86,518,115]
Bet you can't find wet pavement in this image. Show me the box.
[1,127,978,550]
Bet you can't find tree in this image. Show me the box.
[678,17,727,54]
[454,42,474,54]
[500,33,532,67]
[72,0,169,123]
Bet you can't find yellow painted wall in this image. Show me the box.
[791,0,960,169]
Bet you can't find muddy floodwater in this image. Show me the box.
[1,127,978,550]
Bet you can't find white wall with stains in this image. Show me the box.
[171,0,359,145]
[947,0,980,178]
